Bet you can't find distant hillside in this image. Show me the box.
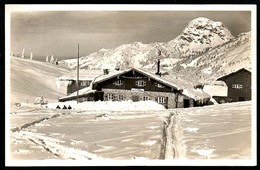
[10,58,70,105]
[172,31,251,84]
[59,17,251,84]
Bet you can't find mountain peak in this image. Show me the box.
[186,17,230,31]
[169,17,234,57]
[188,17,212,26]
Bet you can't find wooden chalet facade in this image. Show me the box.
[213,68,251,103]
[93,68,183,109]
[59,67,210,109]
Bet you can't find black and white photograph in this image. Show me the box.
[5,5,256,166]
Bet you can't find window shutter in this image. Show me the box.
[111,94,114,100]
[104,94,108,100]
[144,81,146,86]
[135,81,138,86]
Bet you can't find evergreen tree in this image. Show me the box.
[50,55,54,64]
[21,48,25,58]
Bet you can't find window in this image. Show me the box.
[143,96,149,101]
[136,80,146,87]
[157,97,165,104]
[107,93,114,100]
[232,84,243,89]
[114,94,118,101]
[157,83,164,88]
[115,79,123,86]
[80,81,87,86]
[118,94,126,101]
[106,94,125,101]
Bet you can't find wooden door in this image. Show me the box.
[132,95,139,102]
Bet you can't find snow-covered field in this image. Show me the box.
[172,101,253,161]
[9,105,169,161]
[7,101,254,166]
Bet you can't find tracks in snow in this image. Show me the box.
[11,112,68,132]
[160,111,179,159]
[23,132,103,160]
[10,109,177,160]
[10,110,103,160]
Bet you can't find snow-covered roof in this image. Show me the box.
[203,85,228,97]
[59,86,96,100]
[133,68,183,90]
[91,67,183,90]
[134,68,210,100]
[183,87,211,101]
[93,68,133,84]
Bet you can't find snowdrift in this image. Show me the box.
[43,100,166,111]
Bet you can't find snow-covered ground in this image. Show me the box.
[42,100,166,111]
[7,101,255,166]
[172,101,252,160]
[9,104,170,162]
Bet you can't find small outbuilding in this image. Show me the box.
[213,68,251,103]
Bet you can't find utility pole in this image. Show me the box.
[77,44,79,104]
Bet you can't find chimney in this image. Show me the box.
[155,59,161,76]
[103,69,109,75]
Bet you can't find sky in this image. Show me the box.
[9,9,251,61]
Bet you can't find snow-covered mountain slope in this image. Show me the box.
[59,17,251,84]
[172,31,251,84]
[59,41,181,70]
[10,58,70,105]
